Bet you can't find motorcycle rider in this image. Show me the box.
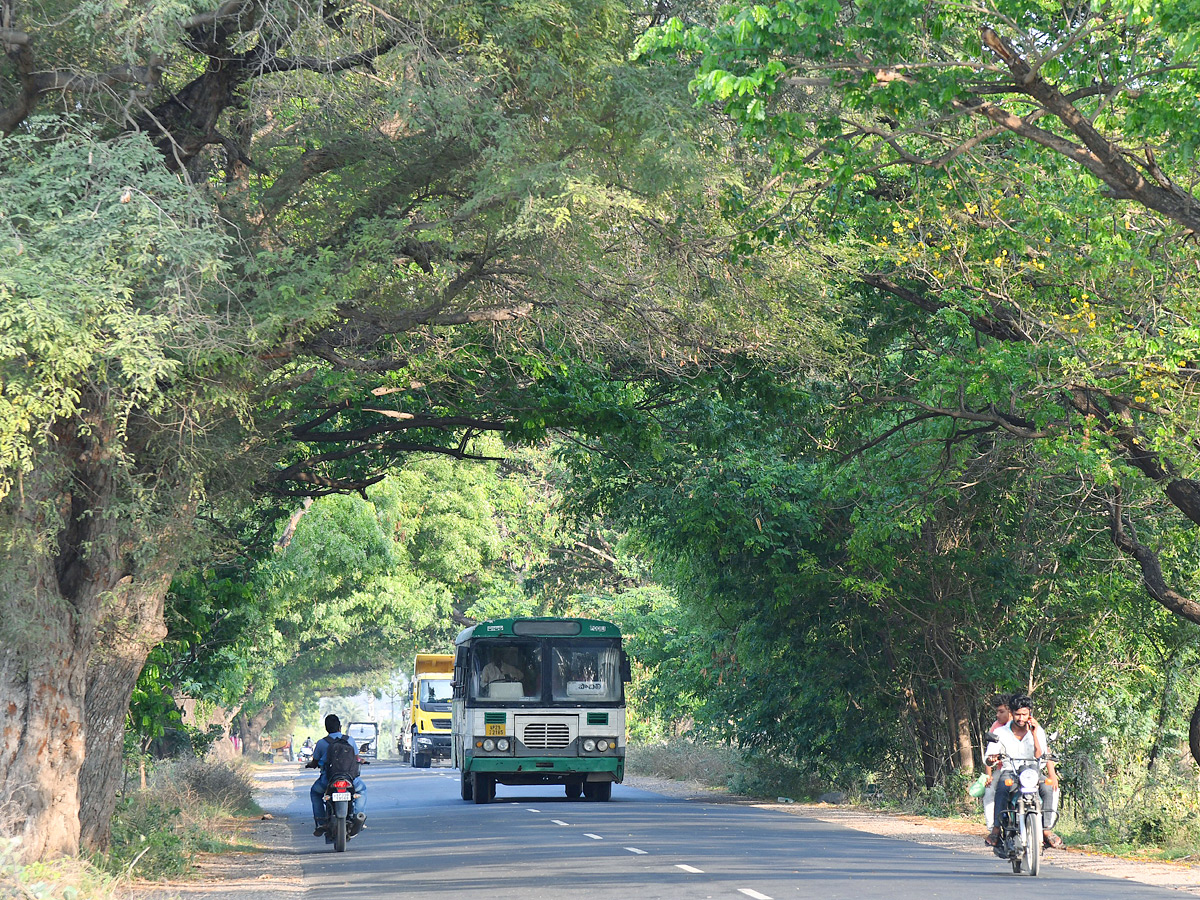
[307,714,368,836]
[985,694,1063,850]
[981,694,1013,829]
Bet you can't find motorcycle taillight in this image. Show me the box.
[332,779,353,791]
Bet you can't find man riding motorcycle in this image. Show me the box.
[307,714,368,837]
[984,694,1063,850]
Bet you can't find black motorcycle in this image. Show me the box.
[986,732,1053,875]
[306,760,364,852]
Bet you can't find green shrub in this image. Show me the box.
[97,757,258,880]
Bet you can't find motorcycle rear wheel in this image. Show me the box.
[333,816,347,852]
[1024,812,1040,875]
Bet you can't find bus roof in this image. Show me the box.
[454,617,621,644]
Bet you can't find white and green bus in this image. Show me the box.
[451,617,631,803]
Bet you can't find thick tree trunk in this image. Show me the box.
[236,704,275,759]
[0,603,90,860]
[1,413,190,860]
[0,445,121,859]
[78,577,171,852]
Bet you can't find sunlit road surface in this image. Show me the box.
[258,762,1177,899]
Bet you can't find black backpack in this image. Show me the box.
[323,736,360,779]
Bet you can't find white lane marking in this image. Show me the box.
[625,847,647,854]
[551,820,570,826]
[676,864,704,873]
[738,890,773,900]
[583,833,604,840]
[526,808,541,813]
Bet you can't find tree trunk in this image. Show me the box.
[237,704,275,759]
[0,443,122,859]
[950,686,976,774]
[78,577,171,852]
[0,604,90,860]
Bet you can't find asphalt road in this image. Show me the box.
[261,761,1176,899]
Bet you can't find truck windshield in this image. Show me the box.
[421,679,453,705]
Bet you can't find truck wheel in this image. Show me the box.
[591,781,612,802]
[565,782,583,800]
[472,773,492,804]
[460,769,474,801]
[416,752,431,768]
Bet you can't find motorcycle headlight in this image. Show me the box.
[496,738,510,751]
[582,738,596,752]
[483,739,495,751]
[1018,768,1040,790]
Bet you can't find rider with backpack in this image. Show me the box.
[307,714,368,835]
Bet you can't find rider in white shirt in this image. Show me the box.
[984,694,1062,849]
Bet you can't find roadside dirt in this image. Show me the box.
[625,774,1200,895]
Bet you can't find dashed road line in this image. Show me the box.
[526,808,541,813]
[583,833,604,840]
[624,847,647,854]
[738,890,772,900]
[675,864,704,873]
[551,820,570,826]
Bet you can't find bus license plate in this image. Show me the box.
[331,791,351,801]
[485,723,506,736]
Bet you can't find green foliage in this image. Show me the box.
[0,119,234,504]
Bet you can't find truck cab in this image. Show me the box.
[402,653,454,767]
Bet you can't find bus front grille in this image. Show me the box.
[521,722,572,749]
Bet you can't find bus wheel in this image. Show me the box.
[472,773,492,804]
[565,782,583,800]
[460,769,474,801]
[591,781,612,802]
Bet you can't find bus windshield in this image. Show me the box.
[471,641,542,701]
[550,642,622,702]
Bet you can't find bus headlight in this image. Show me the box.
[496,738,510,751]
[483,739,495,751]
[596,739,610,752]
[582,739,596,752]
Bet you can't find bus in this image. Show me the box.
[451,617,631,803]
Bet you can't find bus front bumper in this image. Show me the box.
[465,755,623,783]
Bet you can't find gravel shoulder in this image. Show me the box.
[625,774,1200,895]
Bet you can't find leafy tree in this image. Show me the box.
[639,0,1200,756]
[0,0,805,858]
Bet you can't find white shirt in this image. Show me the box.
[985,722,1046,772]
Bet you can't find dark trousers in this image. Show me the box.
[993,780,1057,830]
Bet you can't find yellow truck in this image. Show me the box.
[401,653,454,767]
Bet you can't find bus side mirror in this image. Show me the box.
[620,651,632,683]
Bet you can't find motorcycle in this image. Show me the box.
[986,731,1055,876]
[297,744,313,765]
[305,759,364,852]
